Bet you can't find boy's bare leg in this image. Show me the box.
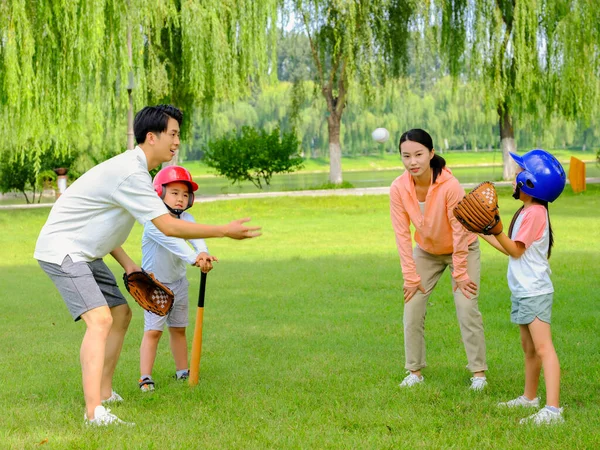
[169,327,188,371]
[519,324,541,400]
[140,330,162,376]
[100,304,132,399]
[528,318,560,407]
[80,306,113,419]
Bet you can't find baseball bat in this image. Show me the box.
[189,271,207,386]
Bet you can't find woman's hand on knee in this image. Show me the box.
[453,278,478,299]
[404,283,425,303]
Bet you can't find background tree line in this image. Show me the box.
[1,1,599,191]
[185,76,600,162]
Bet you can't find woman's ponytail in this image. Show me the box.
[430,154,446,184]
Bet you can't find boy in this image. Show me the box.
[35,105,260,426]
[139,165,218,391]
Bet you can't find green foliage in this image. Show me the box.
[0,151,35,203]
[36,170,58,191]
[0,0,278,172]
[186,78,600,161]
[0,147,80,203]
[433,0,600,122]
[277,30,316,82]
[203,126,304,188]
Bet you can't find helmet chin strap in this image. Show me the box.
[165,203,185,218]
[512,181,523,200]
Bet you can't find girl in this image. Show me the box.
[480,149,566,425]
[390,129,488,390]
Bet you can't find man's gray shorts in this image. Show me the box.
[510,293,553,325]
[38,256,128,321]
[144,277,189,331]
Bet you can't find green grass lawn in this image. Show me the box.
[1,186,599,448]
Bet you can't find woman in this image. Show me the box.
[390,128,487,390]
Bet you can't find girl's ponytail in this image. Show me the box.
[540,201,554,259]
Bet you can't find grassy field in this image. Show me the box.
[1,186,599,448]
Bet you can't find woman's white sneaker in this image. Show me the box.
[469,376,487,391]
[84,405,135,427]
[497,395,539,408]
[399,372,424,388]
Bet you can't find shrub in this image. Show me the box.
[203,126,303,189]
[0,147,80,203]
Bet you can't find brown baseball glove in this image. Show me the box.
[453,181,503,235]
[123,270,174,316]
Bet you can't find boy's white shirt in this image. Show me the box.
[142,212,209,283]
[507,208,554,297]
[34,147,168,265]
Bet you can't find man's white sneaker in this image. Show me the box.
[84,405,135,427]
[102,390,124,404]
[469,376,487,391]
[497,395,539,408]
[519,406,564,425]
[399,372,424,388]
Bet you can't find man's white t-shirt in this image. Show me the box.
[142,212,209,283]
[34,147,169,265]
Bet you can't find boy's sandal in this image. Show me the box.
[138,377,155,391]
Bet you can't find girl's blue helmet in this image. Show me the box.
[509,149,566,203]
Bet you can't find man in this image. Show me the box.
[35,105,260,425]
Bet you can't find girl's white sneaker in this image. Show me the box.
[520,406,564,425]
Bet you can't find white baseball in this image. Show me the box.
[372,127,390,143]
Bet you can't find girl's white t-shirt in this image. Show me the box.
[507,205,554,297]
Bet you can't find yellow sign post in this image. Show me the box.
[568,156,586,194]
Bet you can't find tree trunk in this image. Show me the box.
[126,20,135,151]
[498,106,516,180]
[327,113,342,184]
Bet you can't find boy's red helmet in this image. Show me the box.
[153,166,198,211]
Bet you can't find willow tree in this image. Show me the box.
[438,0,600,179]
[287,0,415,184]
[0,0,277,174]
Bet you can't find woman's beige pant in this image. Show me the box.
[403,241,487,373]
